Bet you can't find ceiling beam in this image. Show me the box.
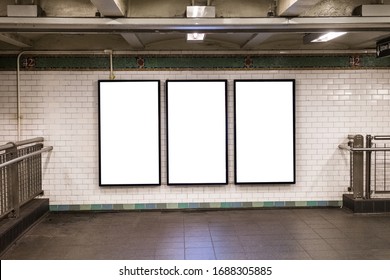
[278,0,322,16]
[90,0,127,17]
[120,33,144,49]
[0,33,32,47]
[241,33,273,49]
[1,17,390,33]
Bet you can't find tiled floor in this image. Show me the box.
[2,208,390,260]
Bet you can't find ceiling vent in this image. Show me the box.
[186,6,216,18]
[353,5,390,16]
[7,5,43,17]
[187,0,215,18]
[7,1,42,17]
[186,1,215,42]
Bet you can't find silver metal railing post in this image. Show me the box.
[365,135,373,199]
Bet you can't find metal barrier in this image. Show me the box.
[0,137,53,219]
[339,134,390,199]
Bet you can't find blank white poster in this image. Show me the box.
[167,80,227,185]
[235,80,295,184]
[99,80,160,185]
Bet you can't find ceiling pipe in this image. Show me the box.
[104,49,115,80]
[111,49,376,55]
[1,17,390,33]
[16,50,112,141]
[16,51,24,141]
[12,45,377,142]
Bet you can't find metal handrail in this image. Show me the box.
[374,135,390,141]
[338,144,351,151]
[0,146,53,169]
[340,134,390,200]
[338,144,390,152]
[0,137,44,152]
[0,137,52,219]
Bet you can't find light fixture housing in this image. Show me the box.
[185,5,214,43]
[186,32,205,42]
[186,6,215,18]
[303,32,347,44]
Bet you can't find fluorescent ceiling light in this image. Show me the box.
[186,6,216,18]
[186,33,205,42]
[310,32,347,43]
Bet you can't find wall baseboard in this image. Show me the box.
[49,200,342,211]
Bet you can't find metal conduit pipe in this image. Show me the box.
[16,50,114,141]
[14,46,374,141]
[104,49,115,80]
[16,50,26,141]
[110,49,376,55]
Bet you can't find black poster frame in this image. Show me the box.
[166,80,228,185]
[98,80,161,186]
[234,79,296,185]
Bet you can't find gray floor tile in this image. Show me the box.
[185,241,213,248]
[216,252,248,260]
[298,239,334,251]
[185,236,213,244]
[314,228,347,239]
[185,247,214,255]
[2,208,390,260]
[185,254,216,260]
[307,250,344,260]
[211,235,239,242]
[185,248,216,259]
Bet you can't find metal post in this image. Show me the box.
[5,143,19,218]
[366,135,372,199]
[348,139,353,192]
[385,143,387,192]
[352,135,364,199]
[374,143,377,195]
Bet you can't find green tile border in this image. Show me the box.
[49,200,342,212]
[1,54,389,71]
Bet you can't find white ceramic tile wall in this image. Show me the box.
[1,69,390,205]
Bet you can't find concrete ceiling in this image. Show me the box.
[0,0,390,53]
